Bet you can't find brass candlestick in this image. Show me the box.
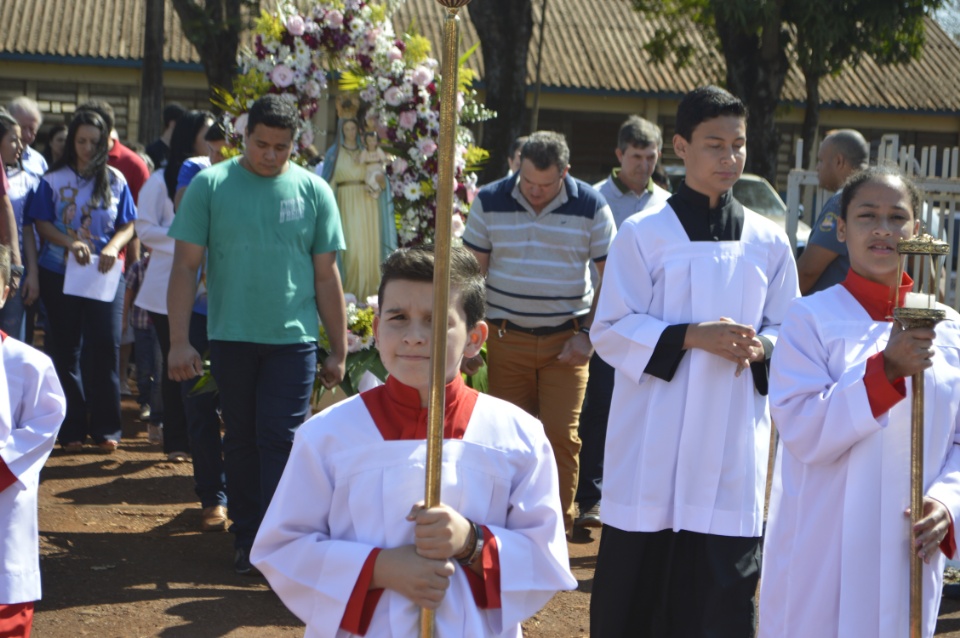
[422,1,471,637]
[893,234,949,638]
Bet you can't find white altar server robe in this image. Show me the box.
[0,337,66,603]
[760,287,960,638]
[592,205,799,536]
[251,393,576,637]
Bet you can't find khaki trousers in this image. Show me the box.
[486,326,589,531]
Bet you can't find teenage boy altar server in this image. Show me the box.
[589,85,800,637]
[0,245,67,637]
[251,245,576,637]
[759,167,960,638]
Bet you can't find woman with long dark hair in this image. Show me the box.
[135,109,213,463]
[26,109,136,452]
[42,123,67,168]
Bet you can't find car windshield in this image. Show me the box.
[732,181,786,218]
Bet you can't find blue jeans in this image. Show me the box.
[182,313,226,509]
[0,281,27,340]
[133,325,163,422]
[575,352,614,511]
[209,340,317,550]
[39,267,124,444]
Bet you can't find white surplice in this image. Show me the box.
[0,337,66,604]
[250,392,576,638]
[592,205,799,536]
[760,286,960,638]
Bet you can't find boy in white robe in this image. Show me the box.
[760,167,960,637]
[251,245,576,637]
[589,86,800,637]
[0,245,67,637]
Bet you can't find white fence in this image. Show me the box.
[784,135,960,309]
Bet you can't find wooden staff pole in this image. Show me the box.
[421,2,471,636]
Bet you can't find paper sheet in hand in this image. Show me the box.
[63,255,122,302]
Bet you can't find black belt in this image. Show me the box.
[496,318,579,336]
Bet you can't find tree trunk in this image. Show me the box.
[800,69,820,170]
[139,0,164,145]
[714,3,788,186]
[469,1,534,184]
[170,0,259,111]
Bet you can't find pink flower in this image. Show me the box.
[364,295,379,313]
[392,157,409,174]
[416,137,438,158]
[365,28,382,46]
[388,46,403,62]
[384,86,403,107]
[270,64,295,88]
[286,15,306,36]
[412,66,434,87]
[398,110,418,130]
[303,79,322,98]
[347,333,363,353]
[326,10,344,28]
[451,213,465,238]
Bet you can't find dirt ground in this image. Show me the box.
[28,397,960,636]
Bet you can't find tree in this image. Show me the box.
[170,0,260,104]
[469,0,535,183]
[788,0,945,168]
[632,0,944,182]
[139,0,165,145]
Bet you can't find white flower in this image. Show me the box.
[402,181,423,201]
[451,213,465,238]
[234,113,249,136]
[387,46,403,62]
[377,76,392,91]
[365,295,379,313]
[347,333,363,353]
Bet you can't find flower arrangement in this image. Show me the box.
[218,0,493,246]
[316,295,387,399]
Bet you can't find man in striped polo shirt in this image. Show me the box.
[462,131,616,532]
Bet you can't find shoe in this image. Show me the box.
[166,451,189,462]
[234,547,261,576]
[139,404,151,420]
[120,383,133,398]
[62,441,84,454]
[201,505,228,532]
[97,440,119,454]
[147,424,163,445]
[575,503,602,528]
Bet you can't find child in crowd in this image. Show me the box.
[251,245,576,636]
[760,167,960,637]
[122,253,163,444]
[0,244,67,637]
[589,85,800,636]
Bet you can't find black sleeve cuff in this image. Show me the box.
[750,335,774,396]
[644,323,689,381]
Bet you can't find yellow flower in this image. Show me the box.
[255,9,285,42]
[404,34,432,64]
[464,145,490,172]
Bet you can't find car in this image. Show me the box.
[662,166,811,254]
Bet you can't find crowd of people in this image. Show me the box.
[0,82,958,638]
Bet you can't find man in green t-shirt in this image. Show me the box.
[167,95,347,575]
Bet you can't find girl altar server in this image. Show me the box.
[251,245,576,637]
[759,166,960,637]
[0,244,67,637]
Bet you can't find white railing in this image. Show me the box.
[785,136,960,309]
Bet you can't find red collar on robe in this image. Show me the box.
[841,269,914,322]
[360,374,479,441]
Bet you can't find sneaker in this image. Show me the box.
[166,451,190,462]
[575,503,602,528]
[201,505,228,532]
[234,547,261,576]
[139,404,151,420]
[147,424,163,445]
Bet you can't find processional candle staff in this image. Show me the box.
[892,234,949,638]
[422,0,472,636]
